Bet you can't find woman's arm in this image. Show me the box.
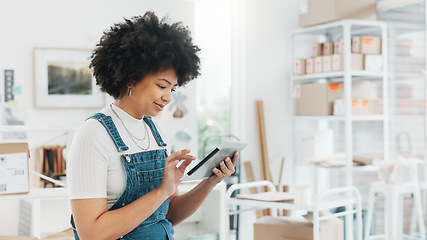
[166,151,239,225]
[71,150,195,240]
[71,189,169,240]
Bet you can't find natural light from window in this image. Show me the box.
[195,0,232,159]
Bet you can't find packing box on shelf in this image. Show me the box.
[296,82,334,115]
[298,0,376,27]
[333,99,381,115]
[306,58,314,74]
[0,143,30,195]
[352,36,381,54]
[334,38,344,54]
[364,54,383,71]
[322,55,332,72]
[312,43,323,57]
[294,59,307,75]
[314,56,323,73]
[296,81,371,115]
[322,42,334,55]
[331,53,364,71]
[254,215,344,240]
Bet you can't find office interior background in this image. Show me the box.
[0,0,427,239]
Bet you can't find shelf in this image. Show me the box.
[309,164,380,172]
[291,19,386,36]
[292,71,385,82]
[290,19,389,189]
[294,115,385,121]
[228,195,357,213]
[225,181,363,240]
[0,125,75,133]
[0,187,69,200]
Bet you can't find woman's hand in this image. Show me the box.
[159,149,195,197]
[208,151,239,185]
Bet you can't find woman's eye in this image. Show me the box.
[171,88,176,92]
[158,85,166,89]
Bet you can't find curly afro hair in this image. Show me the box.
[90,11,201,99]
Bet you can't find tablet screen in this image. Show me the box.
[181,141,248,181]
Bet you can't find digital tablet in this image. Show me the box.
[180,141,248,181]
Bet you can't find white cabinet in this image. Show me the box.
[0,125,75,237]
[289,19,389,189]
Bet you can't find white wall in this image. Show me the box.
[0,0,195,236]
[0,0,194,127]
[237,0,298,187]
[233,1,299,239]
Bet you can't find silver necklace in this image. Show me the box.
[110,104,151,150]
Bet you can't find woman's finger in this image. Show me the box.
[177,158,194,172]
[167,149,194,162]
[231,151,239,165]
[212,166,225,177]
[225,157,234,169]
[218,160,231,176]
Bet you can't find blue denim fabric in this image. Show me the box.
[71,113,173,240]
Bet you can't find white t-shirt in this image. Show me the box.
[67,105,169,209]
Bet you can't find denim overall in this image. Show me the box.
[71,113,174,240]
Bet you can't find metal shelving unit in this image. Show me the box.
[225,180,363,240]
[289,19,389,189]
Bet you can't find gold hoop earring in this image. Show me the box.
[127,87,132,97]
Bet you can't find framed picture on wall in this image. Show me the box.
[33,48,105,108]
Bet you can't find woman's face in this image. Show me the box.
[125,68,178,118]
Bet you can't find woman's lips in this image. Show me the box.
[155,103,165,111]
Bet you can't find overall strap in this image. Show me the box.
[86,113,129,153]
[143,116,167,148]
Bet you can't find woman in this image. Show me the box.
[67,11,238,240]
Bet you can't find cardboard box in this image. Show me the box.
[364,54,383,71]
[351,53,364,70]
[0,143,30,195]
[331,53,364,71]
[334,38,344,54]
[352,36,381,54]
[331,54,342,71]
[322,42,334,55]
[314,56,323,73]
[312,43,323,57]
[353,99,381,115]
[306,58,314,74]
[294,59,307,75]
[322,56,332,72]
[296,82,340,115]
[298,0,376,27]
[333,99,381,115]
[296,81,371,115]
[254,215,344,240]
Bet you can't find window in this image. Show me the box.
[195,0,232,158]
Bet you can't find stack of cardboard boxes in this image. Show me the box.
[254,0,378,238]
[295,81,380,116]
[293,35,382,75]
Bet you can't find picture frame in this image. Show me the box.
[33,48,105,108]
